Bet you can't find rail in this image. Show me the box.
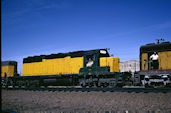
[2,87,171,93]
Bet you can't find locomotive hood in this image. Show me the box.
[23,49,109,63]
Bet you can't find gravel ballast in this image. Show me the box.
[2,90,171,113]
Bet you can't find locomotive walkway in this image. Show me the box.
[3,87,171,93]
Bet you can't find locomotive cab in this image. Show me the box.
[140,42,171,71]
[79,49,121,87]
[79,49,111,76]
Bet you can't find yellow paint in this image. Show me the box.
[23,56,84,76]
[141,53,148,70]
[23,56,120,76]
[158,51,171,70]
[100,57,120,72]
[141,51,171,71]
[1,65,15,77]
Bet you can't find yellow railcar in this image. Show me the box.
[136,42,171,87]
[1,61,17,77]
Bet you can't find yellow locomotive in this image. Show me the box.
[2,49,121,87]
[1,61,17,77]
[135,41,171,87]
[1,61,18,86]
[22,49,119,76]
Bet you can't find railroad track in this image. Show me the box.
[2,87,171,93]
[1,109,168,113]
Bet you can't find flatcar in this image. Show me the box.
[134,41,171,87]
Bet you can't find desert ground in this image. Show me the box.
[2,90,171,113]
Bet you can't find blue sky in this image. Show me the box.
[1,0,171,73]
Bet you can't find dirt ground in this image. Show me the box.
[2,90,171,113]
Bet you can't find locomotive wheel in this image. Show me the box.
[93,82,97,87]
[100,83,104,87]
[25,81,30,88]
[145,84,150,88]
[96,82,100,87]
[5,81,9,88]
[18,81,22,88]
[80,83,86,88]
[80,80,86,88]
[9,79,15,88]
[165,84,171,88]
[116,83,123,88]
[5,79,13,88]
[12,81,16,88]
[103,83,109,87]
[88,82,93,87]
[103,83,107,87]
[44,84,48,88]
[82,85,86,88]
[89,84,93,88]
